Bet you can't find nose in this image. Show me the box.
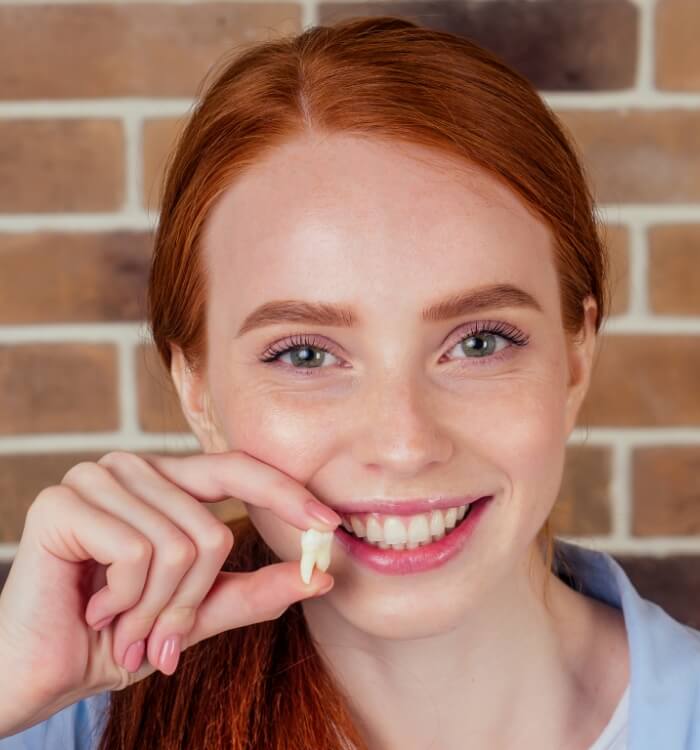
[352,372,453,477]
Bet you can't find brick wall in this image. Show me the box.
[0,0,698,627]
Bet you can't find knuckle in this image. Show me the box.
[200,523,234,557]
[123,537,152,565]
[30,484,74,517]
[161,536,197,569]
[61,460,106,486]
[156,604,197,630]
[98,450,148,473]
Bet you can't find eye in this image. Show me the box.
[443,320,529,364]
[259,334,341,374]
[259,321,529,376]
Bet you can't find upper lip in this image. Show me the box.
[329,495,490,516]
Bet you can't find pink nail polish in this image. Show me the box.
[159,635,182,675]
[305,500,342,528]
[122,640,145,673]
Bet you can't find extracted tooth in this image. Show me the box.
[300,528,334,585]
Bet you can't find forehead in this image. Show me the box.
[202,133,557,321]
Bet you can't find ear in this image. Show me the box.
[169,344,228,452]
[563,295,599,438]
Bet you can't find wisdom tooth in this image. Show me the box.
[300,528,334,585]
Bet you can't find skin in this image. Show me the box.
[170,132,630,749]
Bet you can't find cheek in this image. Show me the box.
[215,397,331,562]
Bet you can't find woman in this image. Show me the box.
[1,15,699,750]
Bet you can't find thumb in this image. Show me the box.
[184,562,333,649]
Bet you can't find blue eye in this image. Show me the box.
[259,321,529,375]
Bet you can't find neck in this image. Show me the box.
[301,541,626,750]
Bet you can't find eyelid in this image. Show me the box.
[259,320,529,374]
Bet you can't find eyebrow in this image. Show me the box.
[235,283,543,337]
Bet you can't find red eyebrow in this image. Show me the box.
[235,282,542,337]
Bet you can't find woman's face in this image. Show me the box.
[176,132,597,640]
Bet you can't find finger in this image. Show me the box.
[61,462,199,672]
[99,453,236,675]
[135,450,343,532]
[183,562,334,650]
[28,486,152,626]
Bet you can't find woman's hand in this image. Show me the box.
[0,450,340,738]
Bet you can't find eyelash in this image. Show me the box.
[258,320,530,376]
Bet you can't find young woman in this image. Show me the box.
[1,15,699,750]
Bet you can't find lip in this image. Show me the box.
[333,495,493,575]
[330,495,487,516]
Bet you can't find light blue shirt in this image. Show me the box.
[2,538,699,748]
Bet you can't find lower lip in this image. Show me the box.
[333,495,493,575]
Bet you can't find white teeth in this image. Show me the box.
[300,528,334,585]
[342,504,471,548]
[366,516,383,542]
[429,510,446,540]
[407,514,430,544]
[383,517,408,545]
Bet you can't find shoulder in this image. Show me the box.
[555,539,700,749]
[0,691,111,750]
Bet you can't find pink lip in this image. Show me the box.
[331,495,487,516]
[333,495,493,575]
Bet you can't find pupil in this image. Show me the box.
[292,347,321,367]
[464,334,493,356]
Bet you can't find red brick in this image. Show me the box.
[0,120,124,213]
[579,335,700,426]
[0,4,300,99]
[0,232,152,323]
[551,445,612,535]
[648,225,700,315]
[0,344,119,434]
[319,1,638,91]
[556,110,700,204]
[606,224,630,317]
[655,0,700,91]
[632,446,700,536]
[136,342,191,434]
[142,117,188,211]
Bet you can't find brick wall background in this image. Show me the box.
[0,0,698,627]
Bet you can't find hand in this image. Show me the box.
[0,450,340,737]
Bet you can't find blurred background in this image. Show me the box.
[0,0,698,627]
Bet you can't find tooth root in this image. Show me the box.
[300,549,316,585]
[300,528,334,582]
[316,540,331,571]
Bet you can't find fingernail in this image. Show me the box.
[122,640,145,673]
[159,635,182,676]
[305,499,342,528]
[313,578,335,596]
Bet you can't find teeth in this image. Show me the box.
[300,528,334,585]
[343,504,471,548]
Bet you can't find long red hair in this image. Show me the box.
[99,15,610,749]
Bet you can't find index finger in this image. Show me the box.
[136,450,342,532]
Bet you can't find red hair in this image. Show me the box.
[99,15,610,749]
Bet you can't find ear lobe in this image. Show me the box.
[564,297,599,437]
